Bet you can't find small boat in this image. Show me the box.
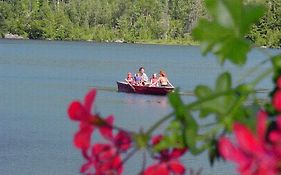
[117,81,174,95]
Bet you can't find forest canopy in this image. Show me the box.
[0,0,280,47]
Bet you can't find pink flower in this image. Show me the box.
[80,143,123,175]
[67,90,118,152]
[144,160,185,175]
[68,90,97,122]
[272,90,281,112]
[219,110,281,175]
[74,122,94,152]
[143,135,187,175]
[68,90,133,175]
[98,116,132,153]
[269,115,281,156]
[113,130,132,152]
[79,119,132,175]
[68,90,98,151]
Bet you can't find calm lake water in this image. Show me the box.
[0,39,279,175]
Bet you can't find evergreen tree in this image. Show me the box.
[0,0,279,47]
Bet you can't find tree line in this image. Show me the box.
[0,0,280,47]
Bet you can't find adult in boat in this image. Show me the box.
[151,70,172,87]
[139,67,148,84]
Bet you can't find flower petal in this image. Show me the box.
[114,130,132,152]
[233,123,262,153]
[272,90,281,112]
[257,110,267,141]
[269,131,281,143]
[68,101,87,121]
[99,115,114,139]
[219,137,238,161]
[80,161,93,174]
[170,148,187,159]
[84,89,96,113]
[168,160,185,175]
[219,136,253,173]
[74,123,94,150]
[144,163,169,175]
[152,135,163,145]
[92,143,123,175]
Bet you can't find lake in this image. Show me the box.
[0,39,279,175]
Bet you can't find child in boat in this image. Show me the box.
[149,73,158,87]
[125,72,135,84]
[134,72,142,85]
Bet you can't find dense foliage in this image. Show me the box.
[0,0,280,47]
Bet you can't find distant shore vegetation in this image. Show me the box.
[0,0,280,47]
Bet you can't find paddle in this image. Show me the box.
[167,80,175,88]
[125,80,136,92]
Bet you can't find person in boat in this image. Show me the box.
[149,73,159,87]
[134,72,142,85]
[139,67,149,84]
[157,70,172,87]
[125,72,135,84]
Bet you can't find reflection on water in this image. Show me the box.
[122,93,169,107]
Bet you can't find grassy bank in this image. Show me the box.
[136,37,200,46]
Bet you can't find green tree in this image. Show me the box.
[248,0,281,47]
[0,0,279,46]
[0,1,12,36]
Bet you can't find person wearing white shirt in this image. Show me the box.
[139,67,148,84]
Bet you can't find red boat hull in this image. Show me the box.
[117,81,174,95]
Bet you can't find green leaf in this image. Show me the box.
[241,4,265,35]
[205,0,235,28]
[153,120,185,152]
[272,55,281,69]
[183,112,198,151]
[168,90,199,152]
[195,85,212,98]
[134,133,149,149]
[194,85,215,118]
[193,72,235,116]
[236,83,253,95]
[216,37,250,65]
[192,0,265,65]
[168,89,181,107]
[152,135,172,151]
[168,89,186,120]
[222,0,242,29]
[215,72,231,92]
[271,55,281,79]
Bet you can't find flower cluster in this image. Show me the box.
[218,76,281,175]
[143,135,187,175]
[68,89,190,175]
[68,89,132,175]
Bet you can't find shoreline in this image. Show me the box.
[0,37,279,49]
[0,36,200,46]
